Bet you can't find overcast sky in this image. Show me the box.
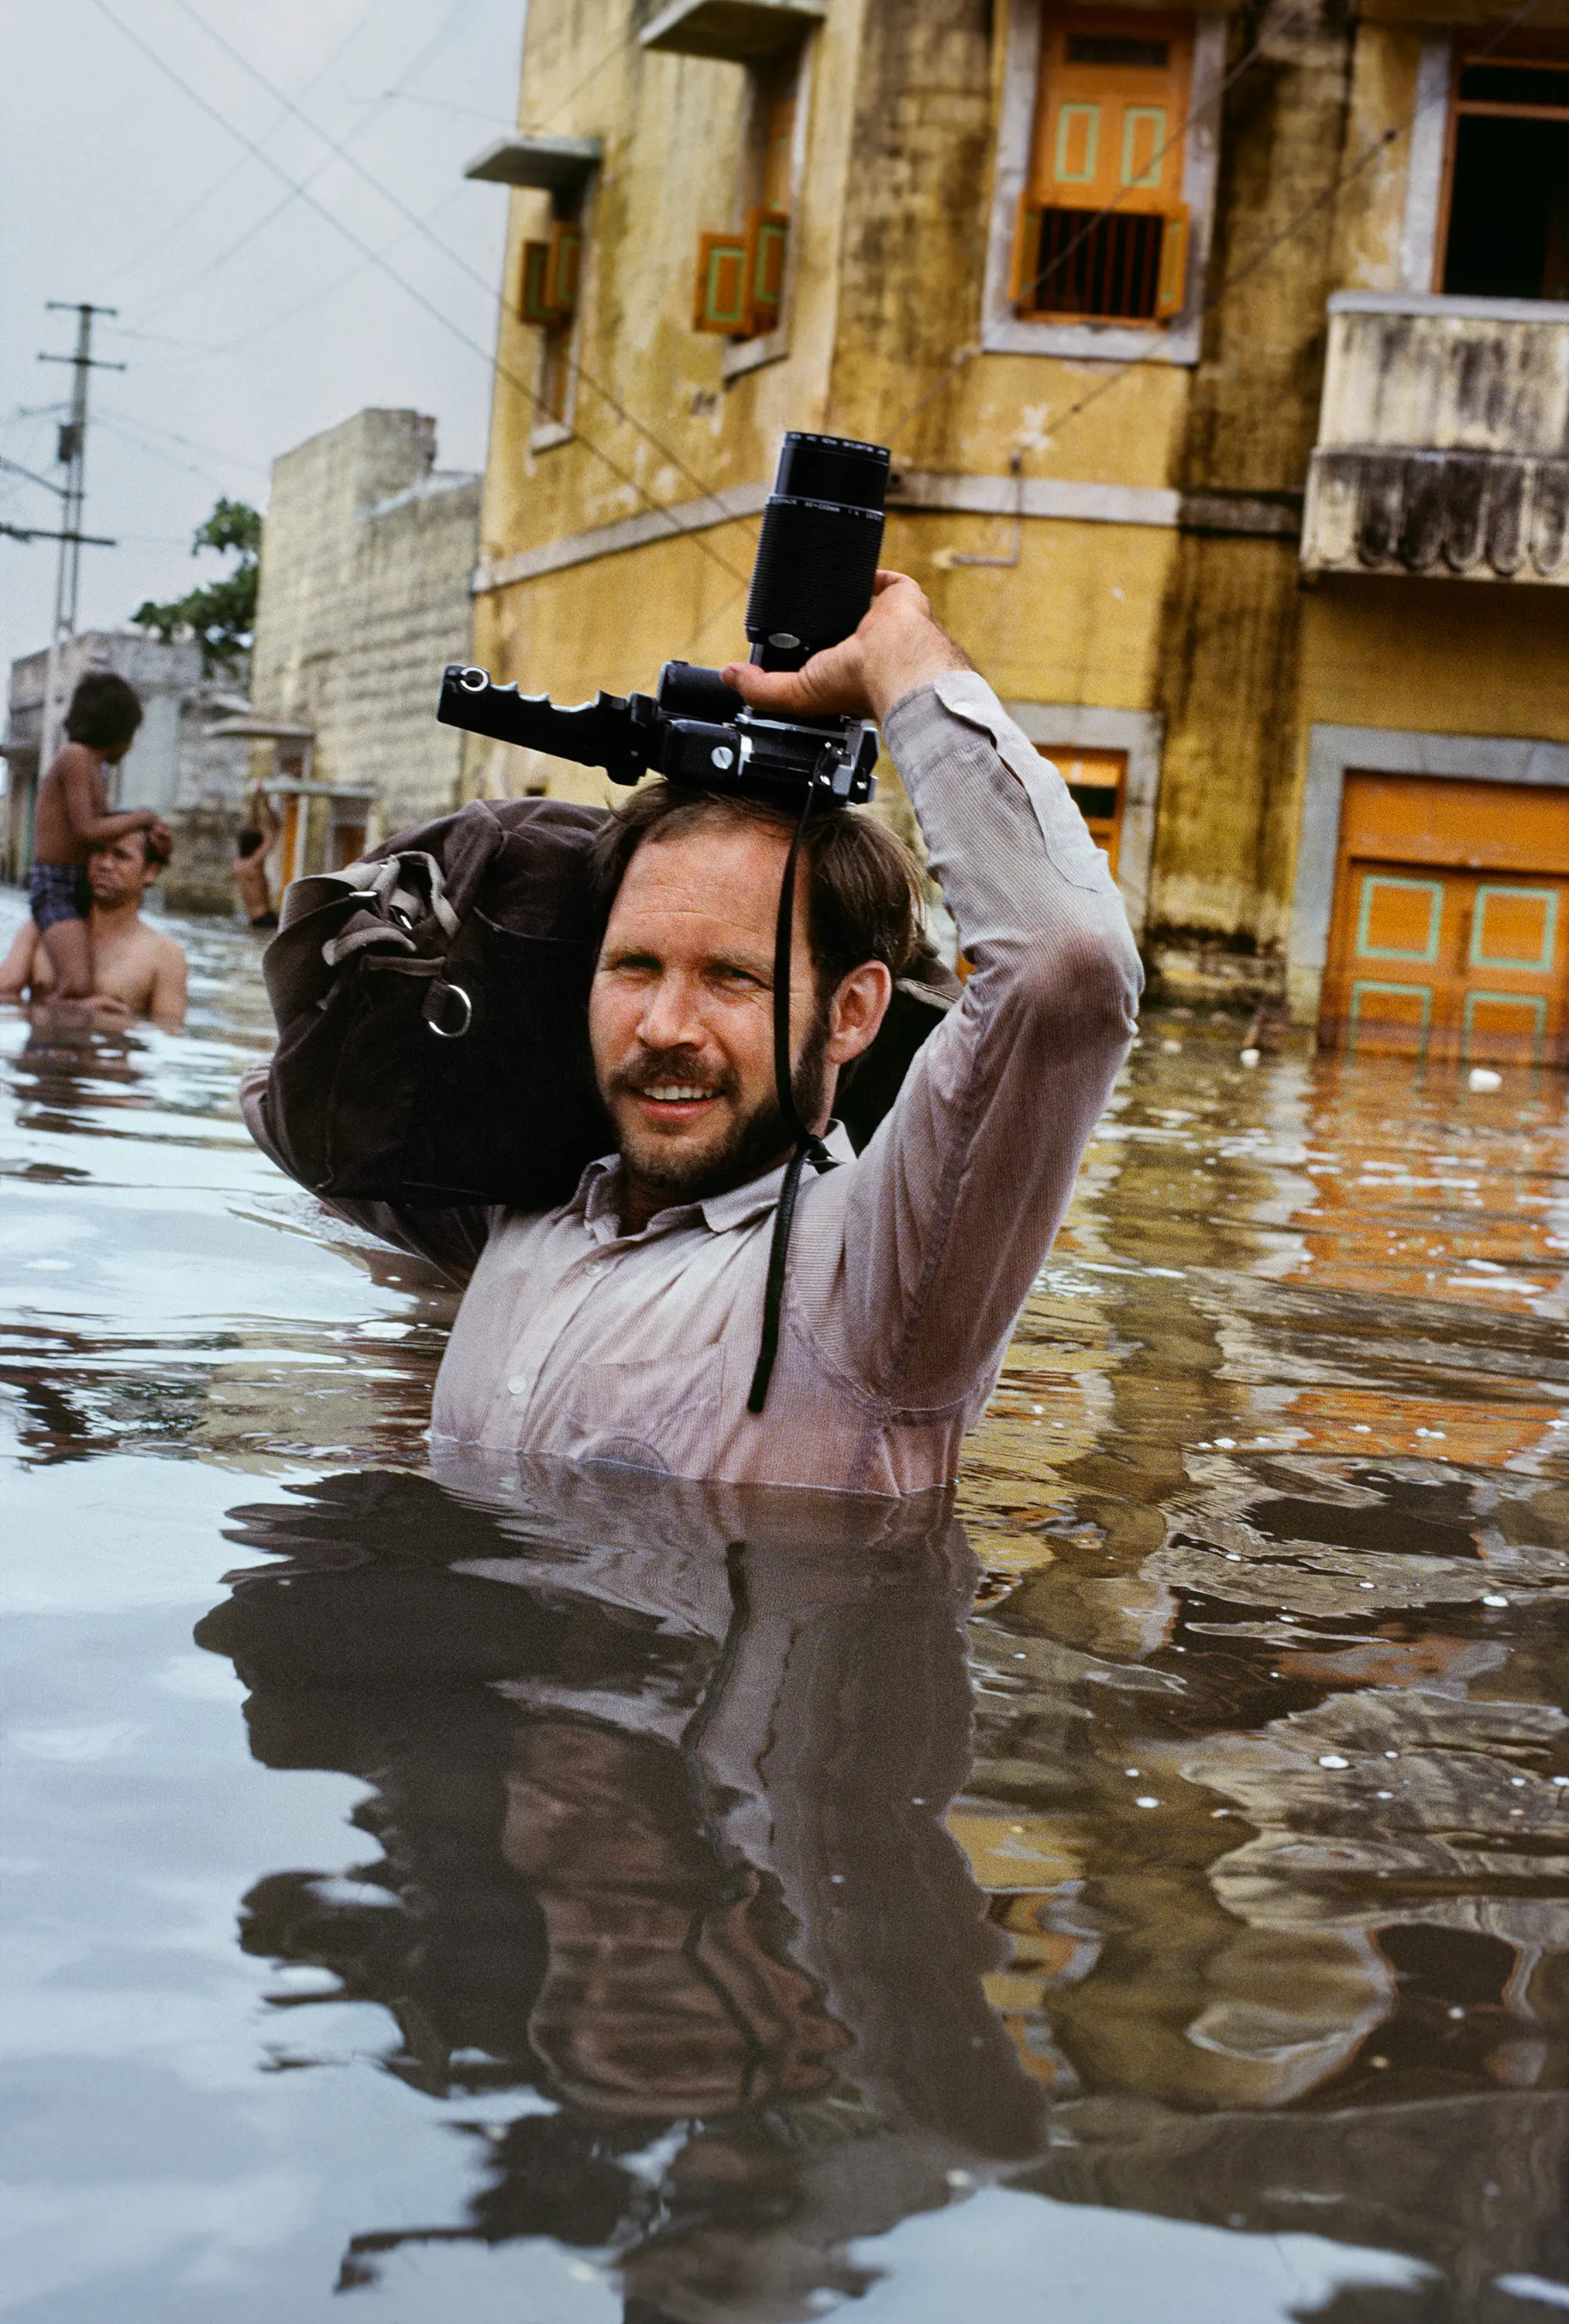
[1,0,530,686]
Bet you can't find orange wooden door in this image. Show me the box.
[1320,773,1569,1063]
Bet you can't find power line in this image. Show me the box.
[0,452,67,503]
[86,0,753,589]
[103,0,386,294]
[158,0,758,551]
[130,0,477,330]
[123,191,476,373]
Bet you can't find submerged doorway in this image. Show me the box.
[1319,771,1569,1063]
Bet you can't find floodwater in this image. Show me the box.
[4,891,1569,2324]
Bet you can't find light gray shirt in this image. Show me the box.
[243,672,1142,1495]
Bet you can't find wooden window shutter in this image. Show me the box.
[521,224,580,327]
[695,231,749,333]
[743,207,788,333]
[520,240,554,325]
[1015,12,1194,327]
[544,222,581,318]
[1011,195,1044,310]
[1155,206,1187,317]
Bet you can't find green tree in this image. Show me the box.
[132,497,261,674]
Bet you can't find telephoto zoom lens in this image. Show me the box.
[744,433,891,672]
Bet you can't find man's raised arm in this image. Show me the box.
[726,576,1142,1411]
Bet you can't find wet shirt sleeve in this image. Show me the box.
[238,1059,493,1287]
[830,671,1142,1407]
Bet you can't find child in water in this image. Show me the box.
[27,670,171,1001]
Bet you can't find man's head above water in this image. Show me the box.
[88,823,170,907]
[587,783,925,1232]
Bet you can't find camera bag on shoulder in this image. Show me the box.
[252,794,956,1211]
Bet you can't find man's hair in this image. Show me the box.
[588,784,926,995]
[88,823,169,874]
[65,670,142,751]
[236,827,265,858]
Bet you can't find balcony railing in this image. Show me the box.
[1300,291,1569,583]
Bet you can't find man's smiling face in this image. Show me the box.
[589,818,827,1222]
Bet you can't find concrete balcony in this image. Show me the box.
[1300,292,1569,583]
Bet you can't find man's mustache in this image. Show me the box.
[606,1048,739,1102]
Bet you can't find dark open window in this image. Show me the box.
[1442,53,1569,302]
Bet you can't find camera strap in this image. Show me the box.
[747,790,836,1415]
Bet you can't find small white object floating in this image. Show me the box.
[1468,1067,1502,1092]
[1240,1047,1260,1067]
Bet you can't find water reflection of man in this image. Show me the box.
[0,827,187,1024]
[200,1463,1042,2315]
[243,578,1142,1493]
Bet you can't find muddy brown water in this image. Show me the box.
[3,896,1569,2322]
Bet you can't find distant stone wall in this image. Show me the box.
[251,408,479,841]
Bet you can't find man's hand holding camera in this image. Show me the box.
[723,572,972,727]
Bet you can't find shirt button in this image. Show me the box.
[507,1376,527,1397]
[586,1259,605,1276]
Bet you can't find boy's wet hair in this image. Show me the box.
[140,823,172,872]
[236,827,265,858]
[65,670,142,751]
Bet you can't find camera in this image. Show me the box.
[437,431,891,812]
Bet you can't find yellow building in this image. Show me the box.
[463,0,1569,1064]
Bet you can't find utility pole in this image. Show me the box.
[35,302,124,774]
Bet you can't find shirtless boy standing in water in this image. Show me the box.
[26,670,172,999]
[232,789,281,930]
[1,825,187,1023]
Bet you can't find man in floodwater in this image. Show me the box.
[1,826,187,1024]
[244,574,1141,1493]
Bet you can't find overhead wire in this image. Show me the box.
[0,453,67,503]
[102,0,387,294]
[159,0,760,548]
[129,0,479,329]
[125,190,476,373]
[96,407,270,476]
[88,0,754,589]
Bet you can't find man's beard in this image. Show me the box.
[605,1004,833,1208]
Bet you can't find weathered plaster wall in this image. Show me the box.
[1143,0,1356,983]
[252,408,479,834]
[1299,578,1569,740]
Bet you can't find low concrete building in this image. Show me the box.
[2,631,252,913]
[248,408,481,881]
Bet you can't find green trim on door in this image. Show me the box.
[1121,106,1167,187]
[1469,883,1559,972]
[1461,988,1548,1063]
[1348,979,1433,1051]
[1054,103,1100,184]
[1354,873,1444,964]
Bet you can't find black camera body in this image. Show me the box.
[437,431,891,813]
